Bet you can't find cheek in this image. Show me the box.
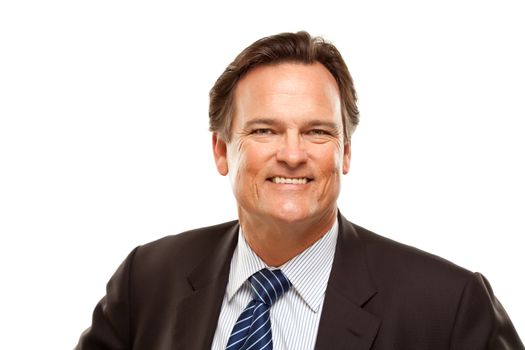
[244,142,274,168]
[228,141,270,182]
[314,146,343,174]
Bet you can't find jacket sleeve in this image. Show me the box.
[450,272,524,349]
[75,247,139,350]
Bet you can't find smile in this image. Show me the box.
[270,177,312,184]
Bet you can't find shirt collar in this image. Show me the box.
[226,219,339,313]
[226,228,267,302]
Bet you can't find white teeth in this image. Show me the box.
[271,177,309,184]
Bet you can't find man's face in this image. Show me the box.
[213,62,350,225]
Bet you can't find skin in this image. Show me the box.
[213,62,350,266]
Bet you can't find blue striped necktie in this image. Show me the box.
[226,268,292,350]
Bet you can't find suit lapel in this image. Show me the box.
[172,223,239,350]
[315,213,381,350]
[170,214,381,349]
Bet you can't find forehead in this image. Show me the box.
[235,62,339,101]
[233,62,342,123]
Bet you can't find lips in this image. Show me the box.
[269,176,312,184]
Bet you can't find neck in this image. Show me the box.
[238,208,338,267]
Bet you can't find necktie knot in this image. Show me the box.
[226,268,291,350]
[249,268,291,306]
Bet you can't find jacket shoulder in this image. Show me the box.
[346,221,525,349]
[350,222,473,287]
[132,220,238,274]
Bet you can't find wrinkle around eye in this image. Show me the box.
[304,131,339,143]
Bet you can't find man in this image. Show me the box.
[76,31,523,349]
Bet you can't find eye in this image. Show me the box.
[307,129,329,136]
[251,128,275,136]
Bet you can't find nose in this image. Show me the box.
[275,131,308,168]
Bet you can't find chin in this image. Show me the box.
[265,203,315,224]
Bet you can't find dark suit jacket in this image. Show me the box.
[76,213,523,349]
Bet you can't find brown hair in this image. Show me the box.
[209,31,359,142]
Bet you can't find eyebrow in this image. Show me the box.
[242,118,282,129]
[305,120,340,131]
[243,118,340,131]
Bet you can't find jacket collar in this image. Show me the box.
[172,222,239,350]
[172,212,381,350]
[314,212,381,349]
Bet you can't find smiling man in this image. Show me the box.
[76,31,523,350]
[213,62,348,268]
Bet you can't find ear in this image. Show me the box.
[342,141,351,174]
[212,133,229,176]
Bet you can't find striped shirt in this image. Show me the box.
[211,220,339,350]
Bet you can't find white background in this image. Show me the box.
[1,1,523,348]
